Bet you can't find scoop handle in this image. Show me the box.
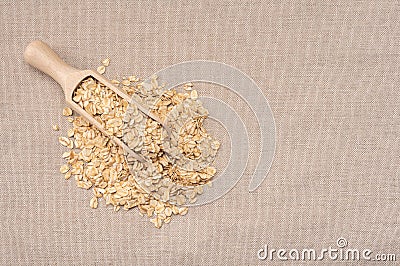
[24,40,79,91]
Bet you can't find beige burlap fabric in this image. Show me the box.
[0,1,398,265]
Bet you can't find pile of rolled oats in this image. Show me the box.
[55,59,220,228]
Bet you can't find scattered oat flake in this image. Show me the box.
[67,128,74,137]
[52,125,59,131]
[64,171,72,180]
[60,164,69,174]
[128,75,137,82]
[121,79,130,86]
[179,207,188,216]
[184,83,193,91]
[62,107,73,116]
[90,197,98,209]
[190,90,198,100]
[101,58,110,67]
[58,136,70,147]
[97,65,106,74]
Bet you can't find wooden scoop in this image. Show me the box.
[24,40,163,163]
